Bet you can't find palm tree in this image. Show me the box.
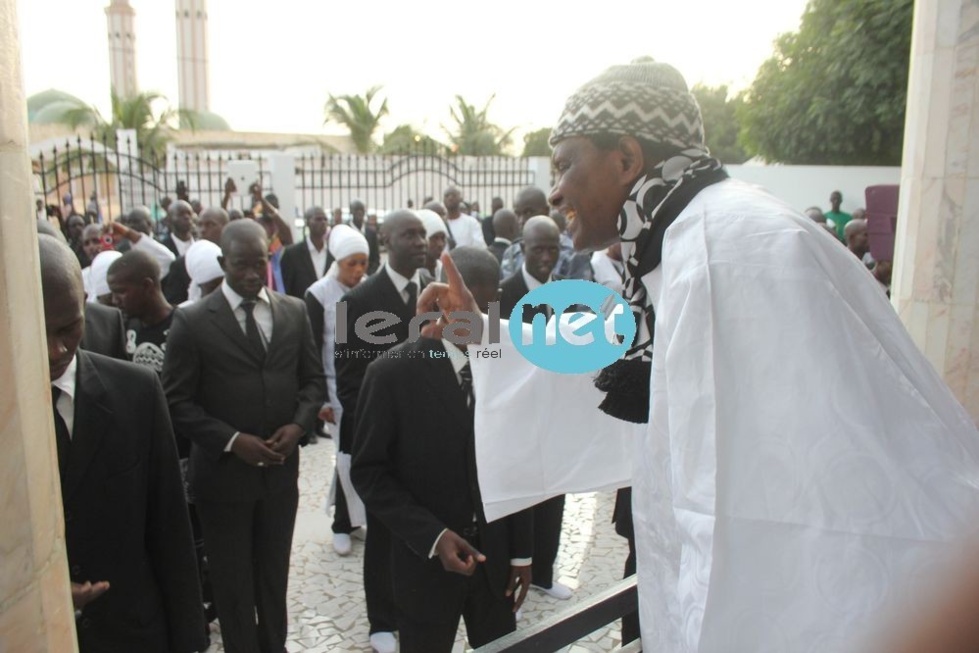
[54,90,195,161]
[378,124,447,155]
[444,94,514,156]
[324,85,389,154]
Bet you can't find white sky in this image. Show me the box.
[17,0,809,143]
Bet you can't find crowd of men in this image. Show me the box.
[36,178,631,653]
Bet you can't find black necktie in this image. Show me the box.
[51,386,71,480]
[459,362,474,410]
[405,281,417,308]
[240,300,266,359]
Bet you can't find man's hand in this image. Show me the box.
[71,581,110,610]
[266,423,304,457]
[318,406,336,424]
[224,177,237,196]
[434,530,486,576]
[231,432,285,466]
[109,221,140,243]
[417,252,481,339]
[506,565,531,612]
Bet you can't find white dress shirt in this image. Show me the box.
[445,214,487,249]
[172,234,195,257]
[307,238,328,280]
[220,281,273,451]
[51,355,78,437]
[384,264,422,304]
[521,263,547,292]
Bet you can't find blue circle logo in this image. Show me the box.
[508,280,635,374]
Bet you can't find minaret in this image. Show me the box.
[175,0,210,113]
[105,0,138,99]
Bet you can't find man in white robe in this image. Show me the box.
[418,59,979,653]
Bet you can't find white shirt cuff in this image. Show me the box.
[225,431,240,452]
[428,528,449,559]
[510,557,532,566]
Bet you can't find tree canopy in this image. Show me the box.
[378,124,446,155]
[444,95,514,156]
[738,0,913,165]
[51,90,194,161]
[324,85,389,154]
[691,85,748,164]
[521,128,552,157]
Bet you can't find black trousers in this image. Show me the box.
[364,510,397,633]
[195,487,298,653]
[397,561,515,653]
[531,494,565,588]
[332,482,351,534]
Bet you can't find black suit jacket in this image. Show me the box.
[333,267,425,452]
[481,215,496,245]
[500,270,551,324]
[81,302,127,360]
[350,338,532,623]
[65,351,206,653]
[364,227,381,275]
[280,239,331,299]
[162,289,325,502]
[162,256,191,305]
[160,234,181,258]
[488,239,510,264]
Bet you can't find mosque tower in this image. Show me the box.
[175,0,211,113]
[105,0,138,99]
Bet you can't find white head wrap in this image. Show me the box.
[325,225,370,280]
[89,251,123,300]
[415,209,447,240]
[184,240,224,302]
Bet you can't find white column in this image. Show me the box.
[893,0,979,422]
[0,0,78,649]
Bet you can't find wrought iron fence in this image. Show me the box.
[33,137,540,224]
[294,141,538,214]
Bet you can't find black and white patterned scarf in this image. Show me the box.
[594,148,728,423]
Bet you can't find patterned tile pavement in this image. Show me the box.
[205,436,630,652]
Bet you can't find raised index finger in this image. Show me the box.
[440,251,465,291]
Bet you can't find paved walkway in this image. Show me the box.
[206,437,630,652]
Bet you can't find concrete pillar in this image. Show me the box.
[0,0,78,650]
[893,0,979,422]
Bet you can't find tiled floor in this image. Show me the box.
[206,437,630,652]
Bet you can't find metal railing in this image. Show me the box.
[475,576,640,652]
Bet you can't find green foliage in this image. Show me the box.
[378,124,447,155]
[521,128,552,157]
[444,95,514,156]
[51,90,194,161]
[739,0,913,165]
[324,85,389,154]
[690,85,748,164]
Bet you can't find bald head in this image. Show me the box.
[381,210,427,275]
[521,216,561,283]
[36,218,65,242]
[220,219,267,254]
[107,249,162,287]
[424,201,447,218]
[127,206,154,235]
[445,246,501,312]
[39,235,86,379]
[514,187,549,225]
[491,209,520,242]
[199,207,229,244]
[81,224,103,261]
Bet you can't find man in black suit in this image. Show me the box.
[160,200,196,258]
[38,235,207,653]
[162,220,325,653]
[280,206,330,298]
[349,199,380,275]
[351,246,532,653]
[488,209,520,266]
[162,204,228,305]
[498,215,574,602]
[334,210,428,653]
[481,196,504,245]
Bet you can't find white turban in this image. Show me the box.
[328,225,370,262]
[88,251,122,301]
[185,240,224,303]
[415,209,447,239]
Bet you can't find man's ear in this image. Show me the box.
[617,136,645,183]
